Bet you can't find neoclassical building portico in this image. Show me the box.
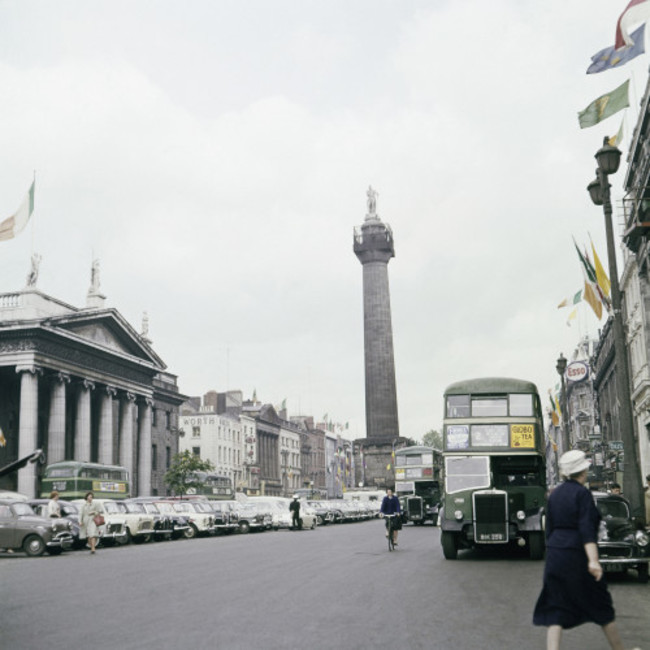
[0,284,185,497]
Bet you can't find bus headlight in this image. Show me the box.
[635,530,649,547]
[454,510,463,521]
[516,510,526,521]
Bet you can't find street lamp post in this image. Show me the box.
[556,353,570,454]
[587,136,645,522]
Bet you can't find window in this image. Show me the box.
[152,444,158,470]
[447,395,470,418]
[192,426,201,438]
[165,446,171,469]
[165,411,171,430]
[472,398,507,417]
[152,408,157,426]
[509,394,533,417]
[445,456,490,494]
[192,447,200,457]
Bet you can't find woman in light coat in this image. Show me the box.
[79,491,102,554]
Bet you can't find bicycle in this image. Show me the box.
[383,514,399,551]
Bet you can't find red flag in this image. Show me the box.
[615,0,650,49]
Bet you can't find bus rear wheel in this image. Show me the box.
[441,531,458,560]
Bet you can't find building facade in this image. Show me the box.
[0,283,184,498]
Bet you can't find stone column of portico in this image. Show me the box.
[119,392,136,482]
[16,365,43,497]
[138,398,153,496]
[74,379,95,462]
[47,372,70,465]
[97,385,117,465]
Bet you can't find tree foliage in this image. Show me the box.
[163,450,215,497]
[422,429,443,450]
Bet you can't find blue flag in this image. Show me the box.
[587,24,645,74]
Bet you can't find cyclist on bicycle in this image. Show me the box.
[380,488,402,545]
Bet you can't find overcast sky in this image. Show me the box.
[0,1,646,441]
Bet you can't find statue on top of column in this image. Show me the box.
[367,186,378,216]
[141,311,152,344]
[26,253,42,288]
[89,258,101,293]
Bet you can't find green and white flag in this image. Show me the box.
[0,180,35,241]
[578,80,629,129]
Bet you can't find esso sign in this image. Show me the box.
[566,361,589,383]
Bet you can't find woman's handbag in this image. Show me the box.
[93,514,105,527]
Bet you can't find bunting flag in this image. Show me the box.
[0,426,6,448]
[585,247,612,312]
[578,80,630,129]
[608,120,625,147]
[548,391,560,426]
[566,308,578,326]
[0,180,36,242]
[590,237,611,299]
[574,238,604,319]
[588,24,645,73]
[615,0,650,49]
[557,290,582,309]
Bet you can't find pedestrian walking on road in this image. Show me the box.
[79,491,101,554]
[47,491,61,518]
[289,495,302,530]
[533,450,640,650]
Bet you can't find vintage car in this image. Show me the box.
[127,499,190,541]
[168,499,215,538]
[71,498,129,546]
[594,491,649,583]
[0,499,74,556]
[248,497,318,530]
[27,498,84,549]
[113,501,156,544]
[223,501,271,533]
[307,500,334,525]
[205,500,238,534]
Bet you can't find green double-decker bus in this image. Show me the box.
[40,461,131,500]
[440,378,547,560]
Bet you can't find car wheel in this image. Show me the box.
[637,563,649,584]
[238,521,250,534]
[184,524,198,540]
[116,530,130,546]
[23,535,46,557]
[311,519,317,529]
[528,532,545,561]
[441,531,458,560]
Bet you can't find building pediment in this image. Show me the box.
[44,309,164,368]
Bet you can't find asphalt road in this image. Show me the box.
[1,521,648,650]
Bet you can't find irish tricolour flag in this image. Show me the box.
[0,180,35,242]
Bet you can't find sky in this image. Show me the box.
[0,0,647,442]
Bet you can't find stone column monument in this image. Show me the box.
[353,186,400,442]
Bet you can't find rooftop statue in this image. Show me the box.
[26,253,42,287]
[367,186,378,215]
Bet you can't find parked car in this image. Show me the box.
[224,501,271,533]
[248,497,317,530]
[167,499,215,538]
[113,501,156,544]
[130,499,191,540]
[27,498,84,549]
[0,499,73,556]
[205,501,238,534]
[594,491,649,583]
[71,498,129,546]
[307,501,333,525]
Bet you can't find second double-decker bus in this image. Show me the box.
[440,378,547,560]
[394,446,442,525]
[40,461,131,499]
[184,472,235,500]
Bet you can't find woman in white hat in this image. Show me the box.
[533,450,639,650]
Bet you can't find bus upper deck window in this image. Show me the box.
[471,398,507,417]
[509,394,533,416]
[447,395,470,418]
